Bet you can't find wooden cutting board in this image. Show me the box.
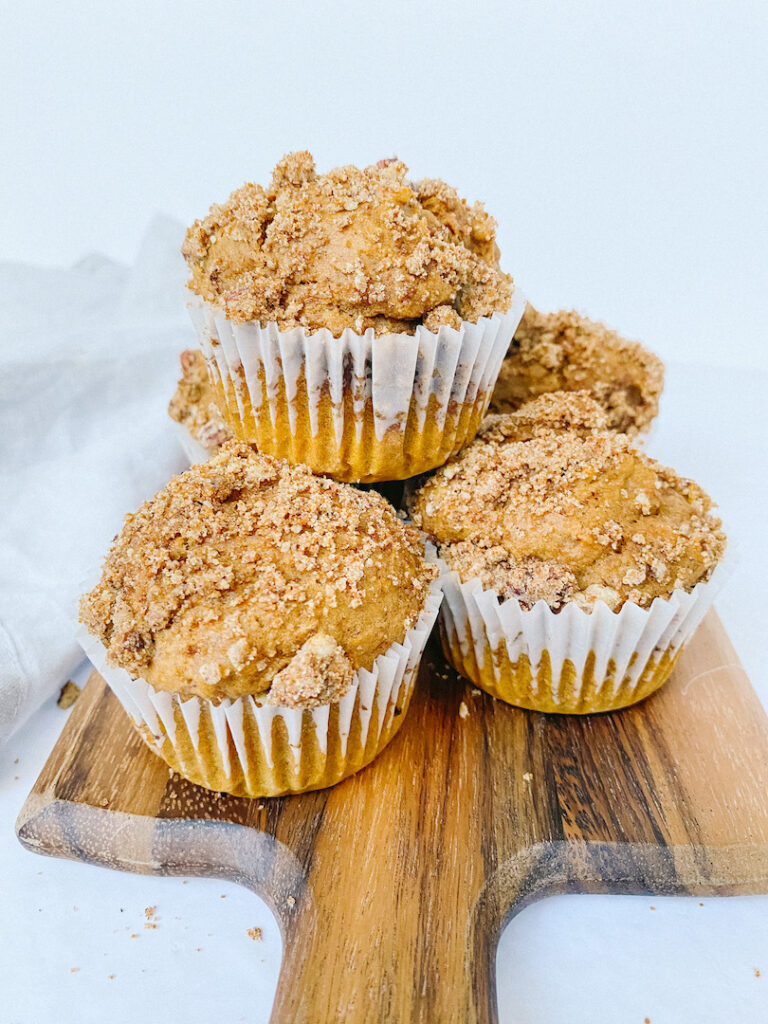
[16,609,768,1024]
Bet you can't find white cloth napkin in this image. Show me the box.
[0,217,194,742]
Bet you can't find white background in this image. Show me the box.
[3,0,768,372]
[2,2,768,1022]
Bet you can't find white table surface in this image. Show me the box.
[3,3,768,1020]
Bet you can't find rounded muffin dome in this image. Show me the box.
[410,427,725,613]
[490,306,664,435]
[80,441,436,703]
[182,151,512,336]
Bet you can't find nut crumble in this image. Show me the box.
[410,426,725,612]
[477,390,609,445]
[490,306,664,435]
[80,441,436,704]
[182,151,512,336]
[168,349,232,455]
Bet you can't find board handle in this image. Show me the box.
[268,881,500,1024]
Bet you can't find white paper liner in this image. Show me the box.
[77,581,442,795]
[169,418,212,465]
[433,548,732,712]
[186,288,526,479]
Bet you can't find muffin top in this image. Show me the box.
[80,441,437,704]
[182,151,512,336]
[410,428,725,613]
[490,306,664,435]
[477,390,609,445]
[168,349,232,455]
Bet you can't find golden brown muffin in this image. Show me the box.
[477,390,609,445]
[80,441,437,705]
[182,151,512,335]
[489,306,664,435]
[410,429,725,613]
[168,349,232,455]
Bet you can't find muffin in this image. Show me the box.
[181,152,526,482]
[489,306,664,435]
[168,349,232,462]
[476,389,611,445]
[78,441,441,796]
[409,420,726,713]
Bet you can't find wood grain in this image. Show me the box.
[16,609,768,1024]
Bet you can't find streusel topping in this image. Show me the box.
[490,307,664,435]
[182,151,513,336]
[80,441,436,703]
[168,349,232,455]
[410,430,725,612]
[477,390,609,445]
[267,635,354,709]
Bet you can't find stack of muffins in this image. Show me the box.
[80,152,726,798]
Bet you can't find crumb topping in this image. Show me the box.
[477,390,609,445]
[490,306,665,435]
[422,304,464,332]
[410,430,725,612]
[57,680,81,709]
[168,349,232,454]
[182,151,512,336]
[441,542,579,610]
[267,634,354,708]
[80,441,436,704]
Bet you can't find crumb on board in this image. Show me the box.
[248,927,263,941]
[108,974,116,980]
[649,906,656,911]
[144,906,157,920]
[70,968,79,974]
[57,680,81,709]
[522,772,533,783]
[130,934,138,939]
[470,688,481,697]
[286,896,296,907]
[458,701,469,719]
[755,968,761,978]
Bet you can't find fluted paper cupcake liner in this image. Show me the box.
[170,418,213,465]
[77,583,442,797]
[434,552,730,714]
[186,289,526,483]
